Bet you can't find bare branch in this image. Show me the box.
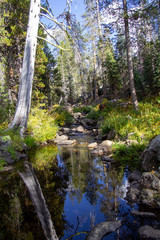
[37,36,70,51]
[40,7,71,29]
[39,22,59,44]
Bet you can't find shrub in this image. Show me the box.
[50,105,73,126]
[28,107,59,143]
[73,106,92,114]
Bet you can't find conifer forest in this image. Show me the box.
[0,0,160,240]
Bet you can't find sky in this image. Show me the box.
[47,0,86,22]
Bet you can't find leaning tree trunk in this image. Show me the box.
[122,0,138,111]
[9,0,41,135]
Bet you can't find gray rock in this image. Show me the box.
[140,135,160,172]
[140,189,158,206]
[86,221,121,240]
[141,172,160,191]
[100,140,113,147]
[126,186,140,202]
[88,142,98,149]
[131,210,156,218]
[54,135,69,143]
[57,140,76,145]
[139,225,160,239]
[128,170,142,182]
[76,126,85,133]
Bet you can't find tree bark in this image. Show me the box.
[9,0,41,135]
[122,0,138,111]
[158,0,160,41]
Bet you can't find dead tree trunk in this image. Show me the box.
[9,0,40,135]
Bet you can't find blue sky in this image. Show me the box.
[47,0,85,22]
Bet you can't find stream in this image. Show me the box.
[0,140,159,239]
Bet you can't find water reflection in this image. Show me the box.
[0,144,144,240]
[57,146,132,240]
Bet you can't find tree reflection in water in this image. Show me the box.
[0,144,138,240]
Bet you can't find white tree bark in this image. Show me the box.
[9,0,41,135]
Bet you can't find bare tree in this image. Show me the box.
[9,0,41,135]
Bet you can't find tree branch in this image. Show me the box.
[37,36,70,51]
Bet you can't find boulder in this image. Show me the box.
[128,170,142,182]
[76,126,85,133]
[88,142,98,149]
[86,221,121,240]
[141,172,160,191]
[54,135,69,143]
[140,189,158,207]
[126,185,141,202]
[140,135,160,172]
[100,140,113,147]
[139,225,160,239]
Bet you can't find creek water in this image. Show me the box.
[0,142,158,240]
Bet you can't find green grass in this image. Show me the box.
[99,96,160,167]
[101,97,160,144]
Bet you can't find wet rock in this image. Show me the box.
[131,210,156,218]
[60,127,70,134]
[95,134,103,141]
[139,225,160,239]
[141,172,160,191]
[90,148,104,155]
[128,170,142,182]
[101,156,116,163]
[86,220,121,240]
[88,142,98,149]
[140,135,160,172]
[56,140,76,145]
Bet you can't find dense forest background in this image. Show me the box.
[0,0,160,147]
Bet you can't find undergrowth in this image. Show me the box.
[101,97,160,144]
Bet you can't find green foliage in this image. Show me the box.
[28,107,59,143]
[87,109,101,120]
[50,105,73,126]
[112,143,146,169]
[101,97,160,144]
[24,135,37,149]
[6,145,17,160]
[73,106,92,114]
[0,158,7,171]
[30,145,58,171]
